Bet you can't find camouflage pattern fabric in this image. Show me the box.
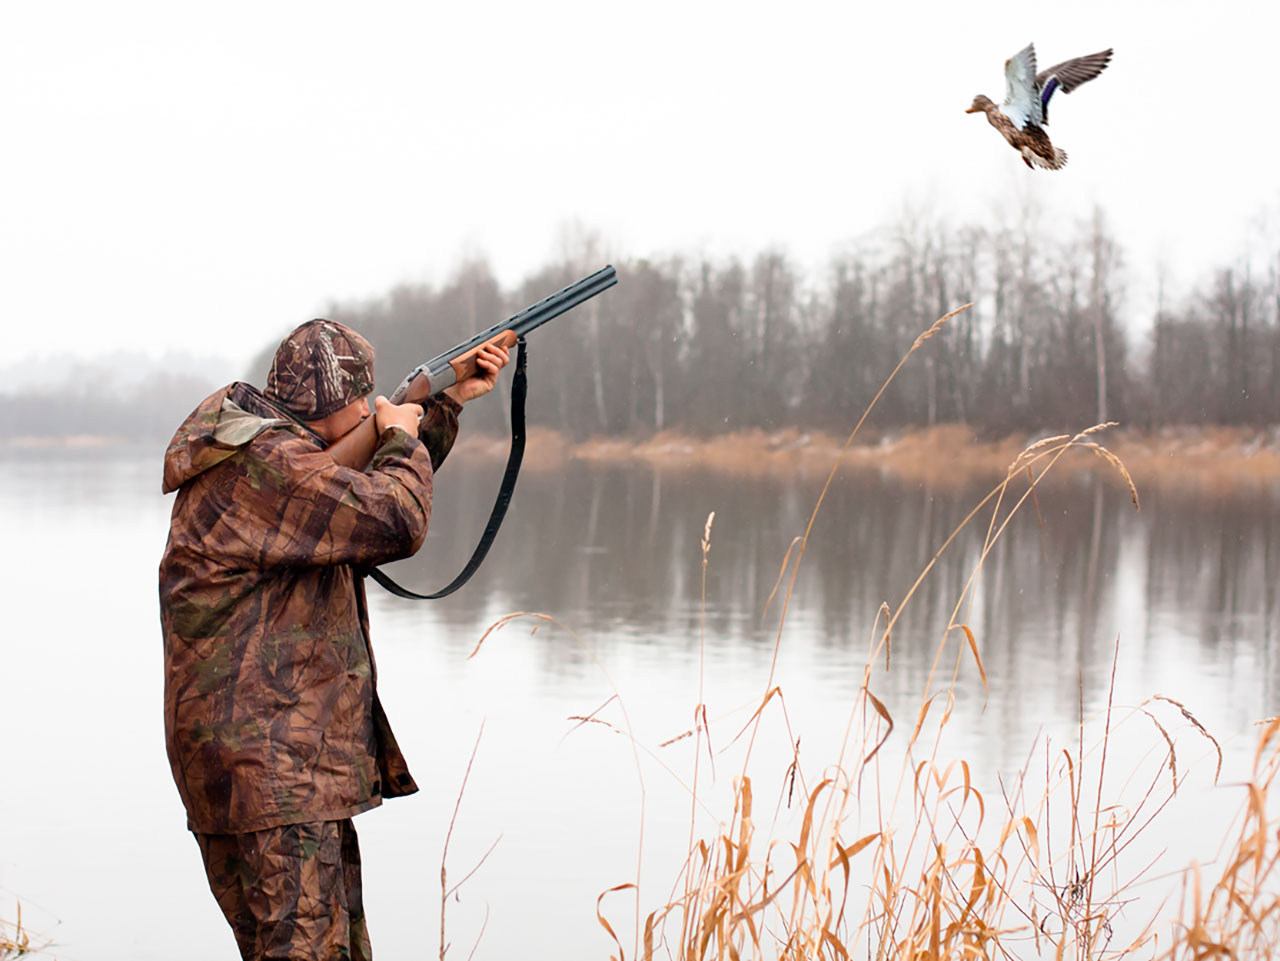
[160,380,460,834]
[265,319,377,421]
[196,818,371,961]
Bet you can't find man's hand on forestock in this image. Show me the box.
[443,342,511,405]
[374,396,424,434]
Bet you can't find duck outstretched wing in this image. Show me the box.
[1001,43,1042,130]
[1036,48,1113,123]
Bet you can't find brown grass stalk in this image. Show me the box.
[0,900,53,960]
[579,305,1280,961]
[439,721,500,961]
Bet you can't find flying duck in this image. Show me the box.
[966,43,1113,170]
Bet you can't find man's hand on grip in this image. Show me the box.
[374,395,423,435]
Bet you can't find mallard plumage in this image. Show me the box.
[966,43,1113,170]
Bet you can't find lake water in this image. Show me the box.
[2,443,1278,959]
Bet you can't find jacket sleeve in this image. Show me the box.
[231,426,437,570]
[417,395,461,471]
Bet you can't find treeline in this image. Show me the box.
[0,371,224,445]
[3,206,1277,445]
[249,207,1279,440]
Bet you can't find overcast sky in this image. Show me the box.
[3,0,1277,377]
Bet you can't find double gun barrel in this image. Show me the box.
[392,264,618,401]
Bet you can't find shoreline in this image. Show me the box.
[453,423,1280,493]
[6,424,1280,494]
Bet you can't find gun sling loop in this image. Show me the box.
[362,335,528,600]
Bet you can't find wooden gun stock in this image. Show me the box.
[447,329,518,386]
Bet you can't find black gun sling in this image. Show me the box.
[362,336,528,601]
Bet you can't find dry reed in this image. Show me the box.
[1154,718,1280,957]
[458,305,1276,960]
[0,901,48,959]
[571,305,1277,961]
[439,722,500,961]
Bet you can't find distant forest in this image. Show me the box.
[4,206,1278,443]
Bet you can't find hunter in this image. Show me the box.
[158,318,508,960]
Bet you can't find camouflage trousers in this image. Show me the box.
[195,818,371,961]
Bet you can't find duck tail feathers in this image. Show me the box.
[1022,144,1068,170]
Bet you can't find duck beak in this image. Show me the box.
[964,105,980,114]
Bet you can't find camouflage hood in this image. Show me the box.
[161,383,306,494]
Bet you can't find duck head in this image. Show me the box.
[965,94,995,114]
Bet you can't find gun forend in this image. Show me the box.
[394,330,520,400]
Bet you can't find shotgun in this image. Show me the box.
[327,264,617,469]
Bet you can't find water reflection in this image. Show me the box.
[387,459,1279,719]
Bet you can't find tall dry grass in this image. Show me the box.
[0,901,46,959]
[542,304,1278,960]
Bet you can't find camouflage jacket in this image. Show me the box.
[159,381,458,834]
